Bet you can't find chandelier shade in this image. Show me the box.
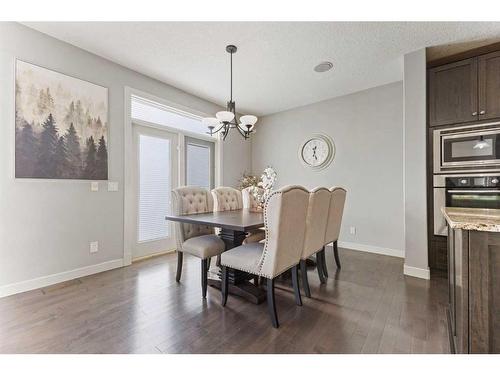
[215,111,235,123]
[202,45,256,140]
[240,115,258,127]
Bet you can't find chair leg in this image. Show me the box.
[266,278,279,328]
[333,241,341,269]
[316,252,326,284]
[300,259,311,298]
[221,266,229,306]
[321,247,329,278]
[291,265,302,306]
[176,251,183,282]
[201,259,208,299]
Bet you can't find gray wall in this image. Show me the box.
[0,22,251,291]
[403,49,429,277]
[252,82,405,254]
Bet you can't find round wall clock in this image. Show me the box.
[299,133,335,170]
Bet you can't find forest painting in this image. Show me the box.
[15,61,108,180]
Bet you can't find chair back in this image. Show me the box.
[211,187,243,212]
[301,187,331,259]
[172,187,214,248]
[258,185,309,278]
[325,187,347,244]
[242,186,264,209]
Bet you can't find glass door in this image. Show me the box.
[133,124,178,259]
[185,136,215,190]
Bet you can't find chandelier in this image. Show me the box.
[202,45,257,140]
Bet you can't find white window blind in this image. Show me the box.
[138,134,171,242]
[131,95,209,135]
[186,143,211,190]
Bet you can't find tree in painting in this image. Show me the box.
[15,61,108,180]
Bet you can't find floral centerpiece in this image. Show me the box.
[237,173,261,190]
[243,167,277,212]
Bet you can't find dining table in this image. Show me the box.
[165,208,267,304]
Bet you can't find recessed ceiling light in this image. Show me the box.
[314,61,333,73]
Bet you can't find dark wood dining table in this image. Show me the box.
[165,208,267,304]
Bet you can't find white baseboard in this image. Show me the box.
[403,264,430,280]
[0,258,124,299]
[336,241,404,258]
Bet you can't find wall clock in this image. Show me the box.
[299,134,335,171]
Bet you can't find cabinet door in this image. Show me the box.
[478,51,500,120]
[447,225,456,338]
[454,229,469,354]
[429,58,478,127]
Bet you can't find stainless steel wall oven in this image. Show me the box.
[433,174,500,236]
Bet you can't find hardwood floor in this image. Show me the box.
[0,248,450,354]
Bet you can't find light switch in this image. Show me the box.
[108,181,119,192]
[90,241,99,253]
[91,181,99,192]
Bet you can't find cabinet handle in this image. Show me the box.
[472,111,478,116]
[480,110,486,115]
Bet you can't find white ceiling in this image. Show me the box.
[23,22,500,116]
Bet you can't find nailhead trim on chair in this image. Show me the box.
[256,190,280,277]
[256,185,310,279]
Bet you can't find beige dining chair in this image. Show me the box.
[241,186,263,210]
[321,187,347,277]
[299,187,331,298]
[241,186,266,244]
[211,186,243,212]
[172,186,226,298]
[212,186,265,245]
[220,185,310,328]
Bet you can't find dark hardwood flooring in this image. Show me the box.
[0,248,450,354]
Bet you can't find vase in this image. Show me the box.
[249,206,263,213]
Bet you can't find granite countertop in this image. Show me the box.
[442,207,500,232]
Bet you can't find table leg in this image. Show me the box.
[207,228,266,304]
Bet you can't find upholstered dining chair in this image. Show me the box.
[211,186,243,212]
[212,186,265,245]
[321,187,347,277]
[172,186,225,298]
[241,186,263,210]
[241,186,266,244]
[220,185,310,328]
[299,187,331,298]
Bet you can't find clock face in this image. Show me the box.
[299,135,334,170]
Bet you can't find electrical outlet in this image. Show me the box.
[349,226,356,235]
[90,181,99,192]
[90,241,99,253]
[108,181,119,192]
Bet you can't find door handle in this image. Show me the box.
[472,111,478,116]
[480,110,486,115]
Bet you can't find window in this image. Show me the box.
[131,94,209,135]
[185,136,214,190]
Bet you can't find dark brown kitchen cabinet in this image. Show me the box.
[447,226,469,354]
[428,58,478,127]
[478,51,500,120]
[447,225,500,353]
[429,52,500,127]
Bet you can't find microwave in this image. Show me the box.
[433,122,500,174]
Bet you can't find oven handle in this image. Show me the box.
[447,189,500,193]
